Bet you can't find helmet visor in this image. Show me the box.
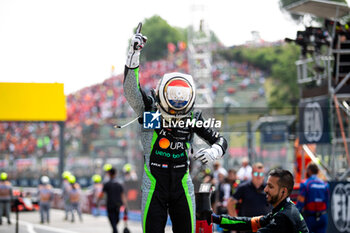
[163,78,194,113]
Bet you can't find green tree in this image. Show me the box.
[132,15,220,61]
[137,15,187,61]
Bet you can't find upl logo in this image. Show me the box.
[143,111,161,129]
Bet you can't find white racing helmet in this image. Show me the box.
[156,72,196,121]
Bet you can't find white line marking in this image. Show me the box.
[11,218,78,233]
[26,223,37,233]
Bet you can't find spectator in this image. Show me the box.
[237,157,252,181]
[213,161,228,181]
[215,171,232,233]
[101,168,128,233]
[216,172,231,215]
[0,172,12,225]
[296,162,329,233]
[227,163,271,233]
[38,176,53,224]
[227,169,240,196]
[211,160,228,215]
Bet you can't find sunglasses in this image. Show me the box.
[253,172,264,177]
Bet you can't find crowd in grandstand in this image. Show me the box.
[212,60,266,97]
[0,46,266,181]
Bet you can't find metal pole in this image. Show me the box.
[301,148,305,180]
[329,5,340,180]
[15,198,19,233]
[58,121,65,187]
[247,121,253,163]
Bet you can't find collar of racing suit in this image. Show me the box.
[272,197,291,216]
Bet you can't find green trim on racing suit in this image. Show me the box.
[143,163,156,232]
[221,217,246,225]
[134,67,140,90]
[143,131,158,231]
[182,171,194,233]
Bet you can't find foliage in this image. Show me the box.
[137,15,187,61]
[217,43,301,112]
[133,15,220,61]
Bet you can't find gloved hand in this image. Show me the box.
[258,213,272,227]
[123,208,128,221]
[200,209,221,225]
[250,213,271,231]
[193,144,223,164]
[211,213,221,224]
[126,23,147,68]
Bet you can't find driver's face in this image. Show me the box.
[264,176,283,206]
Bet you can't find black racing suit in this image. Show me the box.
[214,197,309,233]
[123,66,227,233]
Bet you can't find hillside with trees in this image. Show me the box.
[217,43,301,113]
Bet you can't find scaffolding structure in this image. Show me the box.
[188,3,213,108]
[286,0,350,179]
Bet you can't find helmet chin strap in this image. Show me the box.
[158,106,175,123]
[157,105,190,123]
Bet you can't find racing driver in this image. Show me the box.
[123,23,227,233]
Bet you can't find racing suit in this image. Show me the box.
[213,197,309,233]
[123,66,227,233]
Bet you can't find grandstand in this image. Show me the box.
[0,42,268,187]
[212,60,267,109]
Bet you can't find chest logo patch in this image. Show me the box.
[159,138,170,149]
[158,138,185,150]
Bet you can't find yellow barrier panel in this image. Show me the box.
[0,83,66,121]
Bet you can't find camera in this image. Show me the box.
[285,27,330,56]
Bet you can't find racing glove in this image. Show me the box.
[194,144,223,165]
[126,32,147,68]
[249,213,272,231]
[257,213,272,227]
[211,213,221,224]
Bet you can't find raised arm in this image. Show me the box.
[123,23,149,116]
